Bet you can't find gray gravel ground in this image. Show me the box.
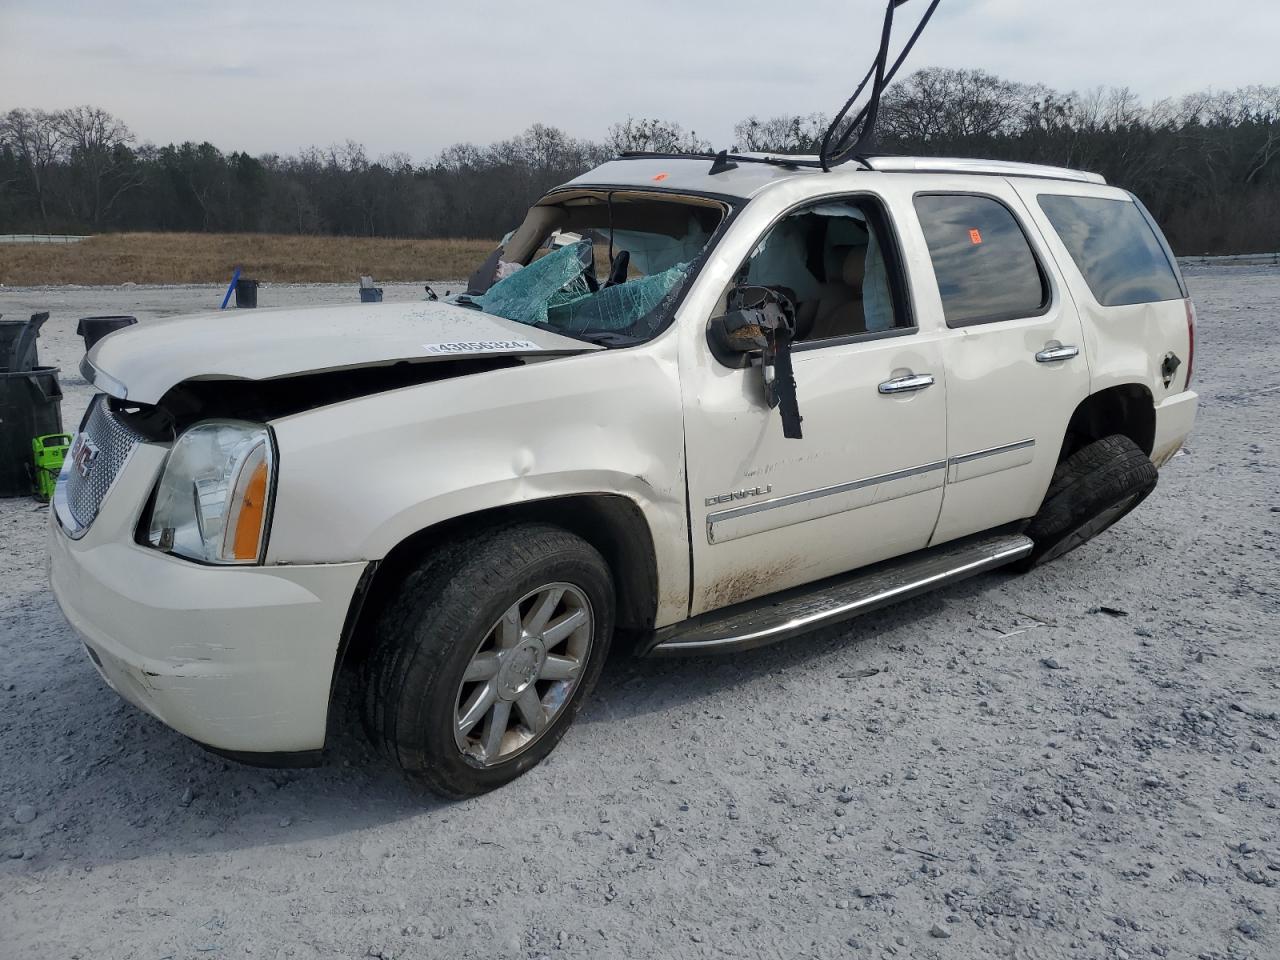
[1,269,1278,960]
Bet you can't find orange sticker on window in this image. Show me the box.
[969,228,983,245]
[652,172,669,182]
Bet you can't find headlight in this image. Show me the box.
[147,421,275,564]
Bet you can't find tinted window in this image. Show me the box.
[914,194,1048,326]
[1038,194,1184,307]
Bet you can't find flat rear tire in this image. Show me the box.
[1022,434,1158,569]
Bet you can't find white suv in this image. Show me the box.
[49,152,1197,796]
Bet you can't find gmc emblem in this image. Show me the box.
[70,435,100,479]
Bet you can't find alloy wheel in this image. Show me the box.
[452,582,593,766]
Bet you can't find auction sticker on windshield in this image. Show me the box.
[422,340,542,354]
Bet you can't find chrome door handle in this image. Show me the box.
[1035,344,1079,363]
[878,373,935,395]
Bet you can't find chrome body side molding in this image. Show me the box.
[704,440,1035,544]
[946,438,1036,484]
[706,461,947,544]
[644,532,1032,657]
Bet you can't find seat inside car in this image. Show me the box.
[797,245,868,342]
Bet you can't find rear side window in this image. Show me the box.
[914,194,1048,327]
[1037,195,1184,307]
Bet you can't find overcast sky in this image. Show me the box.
[2,0,1275,160]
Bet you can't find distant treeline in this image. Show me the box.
[3,69,1279,255]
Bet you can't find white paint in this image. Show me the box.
[85,299,598,403]
[45,159,1201,755]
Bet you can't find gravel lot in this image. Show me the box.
[1,269,1277,959]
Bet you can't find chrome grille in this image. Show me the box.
[58,394,145,536]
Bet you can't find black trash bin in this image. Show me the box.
[0,312,49,372]
[76,315,137,352]
[0,367,63,497]
[235,277,259,308]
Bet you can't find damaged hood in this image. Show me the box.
[83,300,600,404]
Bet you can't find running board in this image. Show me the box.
[642,532,1033,657]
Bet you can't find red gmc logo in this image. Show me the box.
[70,435,100,479]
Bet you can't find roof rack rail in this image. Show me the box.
[863,156,1107,185]
[615,150,823,173]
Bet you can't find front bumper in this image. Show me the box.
[1151,389,1198,467]
[47,443,368,755]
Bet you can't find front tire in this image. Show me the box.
[365,524,614,798]
[1022,434,1158,569]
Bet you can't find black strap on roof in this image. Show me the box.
[613,0,942,177]
[819,0,943,171]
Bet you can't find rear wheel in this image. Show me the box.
[1022,434,1157,569]
[365,524,614,798]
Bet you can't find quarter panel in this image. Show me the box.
[1011,179,1193,405]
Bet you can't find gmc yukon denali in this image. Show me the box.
[48,149,1197,796]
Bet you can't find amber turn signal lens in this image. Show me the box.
[230,457,269,561]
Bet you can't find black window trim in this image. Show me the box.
[912,189,1055,329]
[793,325,917,352]
[1128,193,1188,299]
[712,190,919,364]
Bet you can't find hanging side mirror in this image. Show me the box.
[708,285,804,440]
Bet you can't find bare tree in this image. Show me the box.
[606,117,710,154]
[1,108,67,231]
[57,105,141,226]
[879,68,1040,141]
[733,114,828,154]
[1089,86,1146,130]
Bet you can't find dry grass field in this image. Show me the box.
[0,233,498,285]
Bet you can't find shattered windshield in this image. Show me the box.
[464,192,727,343]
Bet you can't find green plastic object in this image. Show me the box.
[32,432,71,502]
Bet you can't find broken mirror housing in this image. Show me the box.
[146,421,275,565]
[708,286,803,439]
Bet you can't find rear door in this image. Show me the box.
[909,183,1091,545]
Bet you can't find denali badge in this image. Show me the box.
[706,484,772,507]
[70,435,100,479]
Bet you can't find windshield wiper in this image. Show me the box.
[573,329,644,347]
[523,322,640,348]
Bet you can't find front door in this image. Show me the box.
[908,186,1092,545]
[679,192,949,616]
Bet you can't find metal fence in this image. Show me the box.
[1178,252,1280,266]
[0,234,93,244]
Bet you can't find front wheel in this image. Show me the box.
[1022,434,1158,569]
[365,524,614,798]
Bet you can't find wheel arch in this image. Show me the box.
[327,492,660,729]
[1060,383,1156,461]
